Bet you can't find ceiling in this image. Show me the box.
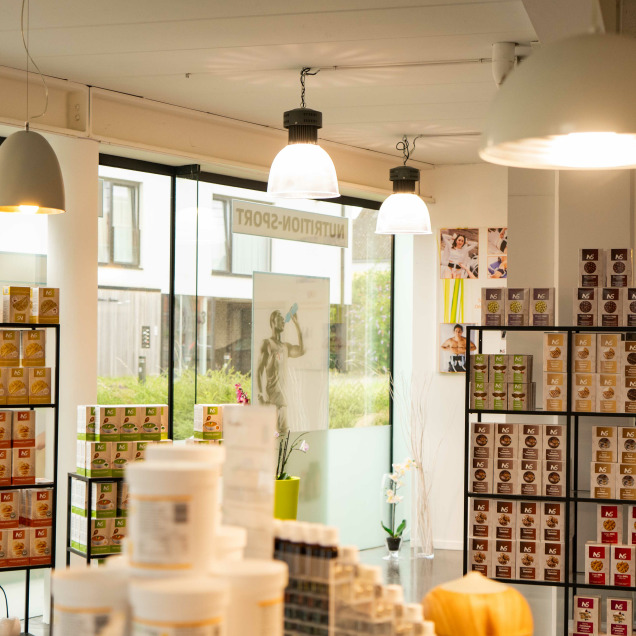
[0,0,592,166]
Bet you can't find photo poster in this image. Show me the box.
[438,322,477,373]
[252,272,330,433]
[439,228,480,279]
[487,227,508,279]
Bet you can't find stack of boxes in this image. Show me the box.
[573,596,634,636]
[543,332,567,412]
[590,426,636,500]
[0,411,36,485]
[481,287,555,326]
[1,286,60,325]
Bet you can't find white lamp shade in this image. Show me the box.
[0,130,65,213]
[375,193,431,234]
[267,143,339,199]
[480,34,636,170]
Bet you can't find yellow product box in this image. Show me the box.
[573,333,596,373]
[21,489,53,527]
[194,404,223,440]
[20,330,45,367]
[0,368,6,405]
[0,492,18,528]
[12,447,34,485]
[30,287,59,324]
[28,368,51,404]
[617,464,636,500]
[619,427,636,465]
[0,450,10,487]
[494,539,515,580]
[7,528,28,567]
[593,426,617,463]
[2,287,30,324]
[543,372,566,411]
[29,527,51,566]
[0,411,11,450]
[517,540,541,581]
[597,373,620,414]
[11,411,34,449]
[572,373,596,412]
[543,333,567,372]
[7,369,27,405]
[0,331,19,367]
[592,462,616,499]
[77,406,96,441]
[598,333,621,374]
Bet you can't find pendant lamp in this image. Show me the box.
[268,68,339,199]
[376,138,431,235]
[0,0,65,214]
[480,33,636,170]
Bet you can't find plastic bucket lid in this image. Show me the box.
[126,460,219,494]
[146,443,225,466]
[210,559,289,594]
[131,577,229,624]
[53,568,128,609]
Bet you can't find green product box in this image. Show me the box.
[489,354,509,384]
[81,442,112,478]
[110,517,127,554]
[139,406,161,441]
[470,354,489,383]
[470,381,489,410]
[121,407,140,442]
[77,406,96,441]
[491,381,508,411]
[95,406,120,442]
[112,442,132,478]
[511,354,533,384]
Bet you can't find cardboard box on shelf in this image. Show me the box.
[573,333,596,373]
[0,530,8,568]
[495,459,516,495]
[117,482,129,517]
[542,502,564,542]
[622,335,636,377]
[517,540,541,581]
[29,287,59,324]
[544,425,565,462]
[585,543,610,587]
[510,354,533,384]
[598,505,623,544]
[88,518,112,556]
[505,288,529,326]
[0,450,11,487]
[133,441,148,462]
[7,528,28,567]
[517,501,539,541]
[470,498,491,538]
[509,383,535,411]
[139,406,162,441]
[77,406,96,441]
[607,597,633,636]
[580,248,605,287]
[12,447,34,485]
[607,248,633,288]
[494,539,515,579]
[481,288,505,326]
[601,288,625,327]
[471,422,493,460]
[541,542,564,583]
[470,381,490,410]
[574,288,598,327]
[95,406,120,442]
[544,460,565,498]
[543,372,566,411]
[2,287,30,324]
[112,442,133,478]
[625,427,636,465]
[11,411,33,449]
[530,288,555,326]
[598,374,621,414]
[160,405,168,440]
[0,411,11,450]
[629,506,636,545]
[80,442,112,478]
[489,355,509,384]
[494,500,516,540]
[121,406,140,441]
[599,333,622,374]
[593,426,618,463]
[624,289,636,327]
[0,492,18,529]
[469,354,489,383]
[194,404,223,441]
[21,489,53,527]
[519,459,541,497]
[573,594,601,634]
[624,377,636,414]
[0,331,19,368]
[29,526,51,566]
[592,462,616,499]
[544,333,567,372]
[28,367,51,405]
[20,330,45,367]
[573,373,596,413]
[469,537,491,576]
[612,544,636,587]
[490,381,507,411]
[6,368,26,405]
[617,464,636,500]
[521,424,542,461]
[110,517,126,554]
[0,368,7,406]
[471,460,491,498]
[495,423,518,459]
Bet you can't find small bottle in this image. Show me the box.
[319,525,340,580]
[304,523,322,580]
[273,519,283,560]
[287,522,303,577]
[278,520,293,570]
[296,522,312,577]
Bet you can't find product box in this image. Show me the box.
[470,381,490,410]
[88,518,112,556]
[598,374,621,414]
[92,482,117,519]
[544,460,565,497]
[0,530,8,568]
[121,406,140,441]
[77,406,96,441]
[481,288,505,326]
[544,333,567,373]
[29,527,51,566]
[598,505,623,544]
[517,501,539,541]
[95,406,120,442]
[624,377,636,414]
[139,405,162,441]
[0,450,11,487]
[12,447,34,485]
[471,422,493,459]
[541,542,564,583]
[490,381,507,411]
[599,333,622,374]
[574,288,598,327]
[110,517,126,554]
[7,528,28,567]
[517,540,541,581]
[586,543,610,586]
[509,383,535,411]
[601,288,624,327]
[112,442,132,478]
[629,506,636,545]
[607,248,633,288]
[469,354,489,383]
[0,369,6,406]
[21,489,53,527]
[623,336,636,378]
[624,288,636,327]
[29,287,59,324]
[607,597,633,636]
[521,424,542,461]
[20,330,45,367]
[496,423,518,459]
[574,594,601,634]
[619,427,636,464]
[506,288,529,326]
[194,404,223,440]
[592,462,616,499]
[470,498,491,538]
[0,411,11,450]
[612,545,636,587]
[510,354,533,384]
[80,442,111,478]
[544,425,565,462]
[6,368,26,405]
[117,482,129,517]
[470,458,492,494]
[0,492,18,528]
[11,411,34,449]
[495,459,516,495]
[133,441,148,462]
[0,330,19,367]
[593,426,617,463]
[469,537,491,576]
[494,539,515,579]
[544,372,566,411]
[542,502,564,542]
[2,287,30,324]
[580,248,605,288]
[489,354,509,384]
[573,373,596,412]
[28,367,51,405]
[529,288,555,326]
[617,464,636,500]
[160,404,169,440]
[494,500,516,540]
[519,459,541,497]
[573,334,596,373]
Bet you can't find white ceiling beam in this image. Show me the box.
[521,0,605,43]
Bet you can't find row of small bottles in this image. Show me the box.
[273,520,436,636]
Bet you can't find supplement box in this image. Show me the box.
[617,464,636,500]
[494,539,515,579]
[541,542,564,583]
[471,422,493,459]
[139,405,162,441]
[133,441,148,462]
[481,288,505,326]
[29,527,51,566]
[516,540,541,581]
[580,248,605,287]
[619,427,636,464]
[494,500,515,540]
[80,442,112,478]
[0,491,19,528]
[11,411,34,449]
[489,354,509,384]
[586,543,610,587]
[495,459,516,495]
[598,505,623,544]
[544,425,565,462]
[112,442,133,478]
[7,528,28,567]
[624,377,636,414]
[110,517,126,554]
[574,288,598,327]
[542,502,564,542]
[469,537,491,576]
[490,381,507,411]
[29,287,59,324]
[572,373,595,413]
[121,406,140,441]
[12,447,34,485]
[607,597,633,636]
[20,330,45,367]
[495,423,517,459]
[520,424,542,461]
[544,333,567,373]
[20,488,53,527]
[530,287,555,326]
[95,406,120,442]
[505,288,529,326]
[7,368,27,405]
[117,482,129,517]
[28,367,51,405]
[0,411,11,450]
[607,248,633,287]
[470,498,491,538]
[194,404,223,441]
[2,286,30,324]
[544,460,565,498]
[598,374,621,414]
[519,459,541,497]
[601,288,624,327]
[573,595,601,634]
[77,406,96,441]
[593,426,617,463]
[510,354,533,383]
[517,501,539,541]
[591,462,616,499]
[470,381,489,410]
[598,333,622,374]
[573,333,596,373]
[624,288,636,327]
[509,383,535,411]
[0,450,10,487]
[0,331,19,367]
[469,353,489,383]
[543,372,566,411]
[611,545,636,587]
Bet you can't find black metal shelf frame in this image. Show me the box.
[463,325,636,636]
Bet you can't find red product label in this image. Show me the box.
[587,572,607,585]
[576,622,595,634]
[614,574,632,587]
[602,506,620,518]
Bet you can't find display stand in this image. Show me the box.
[0,323,60,636]
[65,474,125,564]
[464,325,636,636]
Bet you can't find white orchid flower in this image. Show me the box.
[392,463,406,476]
[404,458,417,470]
[386,491,403,504]
[299,440,309,453]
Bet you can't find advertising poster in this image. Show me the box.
[440,228,479,279]
[252,272,330,433]
[439,322,477,373]
[487,227,508,279]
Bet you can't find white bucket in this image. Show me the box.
[130,576,229,635]
[52,567,128,636]
[214,525,247,561]
[146,443,226,466]
[126,460,219,577]
[210,559,288,636]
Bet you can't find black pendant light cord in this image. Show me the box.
[300,67,319,108]
[397,134,430,165]
[21,0,48,128]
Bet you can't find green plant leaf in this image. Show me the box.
[395,519,406,537]
[380,521,394,537]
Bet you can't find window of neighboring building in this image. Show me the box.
[98,177,141,267]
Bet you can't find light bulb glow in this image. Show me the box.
[375,193,432,235]
[18,205,39,214]
[268,143,339,199]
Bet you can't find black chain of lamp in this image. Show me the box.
[390,135,420,193]
[300,67,319,109]
[284,68,322,144]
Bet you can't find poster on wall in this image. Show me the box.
[438,323,477,373]
[440,229,480,279]
[487,227,508,279]
[252,272,330,433]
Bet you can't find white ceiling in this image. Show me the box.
[0,0,541,165]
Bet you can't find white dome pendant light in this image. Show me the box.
[268,68,339,199]
[480,34,636,170]
[0,0,65,214]
[376,137,431,235]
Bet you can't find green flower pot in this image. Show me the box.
[274,476,300,520]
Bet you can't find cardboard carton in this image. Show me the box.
[110,517,126,554]
[543,372,566,411]
[481,288,505,326]
[471,422,494,460]
[117,482,129,517]
[29,527,51,566]
[573,594,601,634]
[0,331,19,368]
[601,288,625,327]
[598,504,623,544]
[6,368,26,405]
[0,368,7,406]
[112,442,132,478]
[489,354,509,384]
[133,441,148,462]
[593,426,617,463]
[519,459,541,497]
[469,537,492,576]
[544,425,565,462]
[470,498,491,538]
[607,597,633,636]
[544,333,567,372]
[121,406,140,441]
[598,333,622,374]
[29,287,59,324]
[521,424,542,461]
[517,501,539,541]
[624,377,636,414]
[81,442,112,478]
[470,381,490,410]
[612,544,636,587]
[542,502,564,542]
[496,423,518,459]
[544,460,565,498]
[28,367,51,405]
[580,248,605,287]
[509,382,535,411]
[494,539,515,579]
[20,330,45,367]
[585,543,610,587]
[77,406,96,441]
[624,288,636,327]
[0,492,18,528]
[541,542,564,583]
[490,381,507,411]
[530,288,555,326]
[194,404,223,441]
[617,464,636,500]
[0,450,11,487]
[573,373,596,412]
[0,411,11,450]
[517,540,541,581]
[7,528,28,567]
[2,287,30,324]
[621,426,636,464]
[506,288,529,326]
[573,334,596,374]
[11,410,34,449]
[495,458,516,495]
[592,462,616,499]
[494,500,516,540]
[21,488,53,527]
[607,248,633,287]
[574,288,598,327]
[598,374,620,414]
[139,405,162,441]
[12,447,34,485]
[469,353,489,383]
[95,406,120,442]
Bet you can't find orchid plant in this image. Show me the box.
[382,458,416,538]
[275,431,309,481]
[235,383,250,405]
